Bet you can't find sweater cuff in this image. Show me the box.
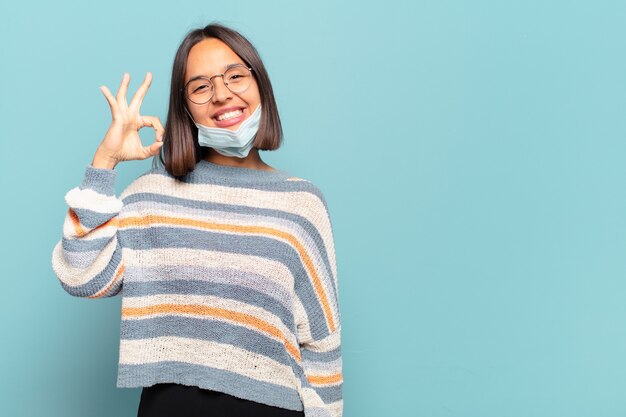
[79,164,117,197]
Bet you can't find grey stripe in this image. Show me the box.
[72,206,118,229]
[80,165,116,196]
[117,361,303,411]
[313,384,342,404]
[146,165,326,201]
[63,249,102,269]
[121,192,337,304]
[122,279,295,330]
[63,236,113,253]
[179,163,291,186]
[301,346,342,362]
[119,226,329,338]
[59,243,123,298]
[302,357,342,371]
[121,316,294,366]
[125,265,292,310]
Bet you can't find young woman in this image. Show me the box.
[51,23,343,417]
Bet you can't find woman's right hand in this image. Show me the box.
[92,72,165,169]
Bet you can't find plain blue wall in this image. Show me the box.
[1,0,626,416]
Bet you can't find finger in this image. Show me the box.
[116,73,130,109]
[129,72,152,112]
[99,85,120,118]
[141,140,164,159]
[140,115,165,141]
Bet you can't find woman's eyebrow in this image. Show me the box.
[186,63,245,83]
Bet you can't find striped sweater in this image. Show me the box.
[51,160,342,417]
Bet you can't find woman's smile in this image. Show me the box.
[211,106,247,128]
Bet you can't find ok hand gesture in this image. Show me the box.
[92,72,165,169]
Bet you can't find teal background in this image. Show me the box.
[1,0,626,416]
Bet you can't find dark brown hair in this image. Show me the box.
[156,23,283,177]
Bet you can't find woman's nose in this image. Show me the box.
[211,76,233,103]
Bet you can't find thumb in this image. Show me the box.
[142,141,164,159]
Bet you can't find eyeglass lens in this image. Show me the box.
[186,65,252,104]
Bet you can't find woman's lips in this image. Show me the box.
[212,108,247,128]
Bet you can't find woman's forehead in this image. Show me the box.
[186,39,244,79]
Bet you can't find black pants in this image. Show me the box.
[137,383,305,417]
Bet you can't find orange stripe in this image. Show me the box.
[122,303,301,361]
[88,264,125,299]
[119,215,336,332]
[68,208,119,238]
[68,208,86,237]
[307,372,343,385]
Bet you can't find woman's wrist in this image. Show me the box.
[92,149,118,170]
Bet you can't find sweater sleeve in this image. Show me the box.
[294,187,343,417]
[51,164,125,298]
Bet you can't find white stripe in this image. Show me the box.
[299,388,342,417]
[300,386,334,411]
[123,248,296,292]
[65,187,123,213]
[119,336,299,389]
[302,357,343,374]
[329,399,343,417]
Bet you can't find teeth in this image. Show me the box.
[216,109,243,121]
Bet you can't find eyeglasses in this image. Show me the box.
[183,64,254,104]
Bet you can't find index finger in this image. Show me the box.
[116,72,130,108]
[129,72,153,111]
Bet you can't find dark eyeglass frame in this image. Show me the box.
[181,64,254,104]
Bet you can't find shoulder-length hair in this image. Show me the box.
[157,23,283,177]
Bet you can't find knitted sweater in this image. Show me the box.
[51,160,343,417]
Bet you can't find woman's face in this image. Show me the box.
[184,38,261,130]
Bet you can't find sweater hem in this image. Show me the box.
[116,361,304,412]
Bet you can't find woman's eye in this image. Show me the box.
[193,85,209,93]
[227,73,248,81]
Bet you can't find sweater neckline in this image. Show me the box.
[187,159,291,184]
